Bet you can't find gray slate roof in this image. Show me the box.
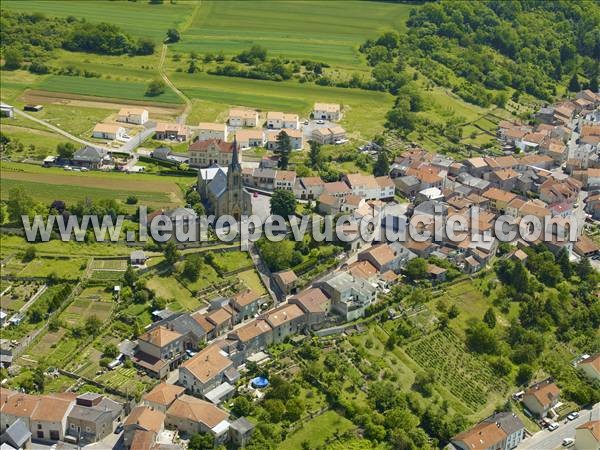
[483,412,524,436]
[1,418,31,449]
[208,169,228,198]
[74,146,105,163]
[230,417,255,434]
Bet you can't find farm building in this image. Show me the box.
[92,123,126,140]
[313,103,341,121]
[0,102,14,118]
[197,123,228,142]
[117,108,149,125]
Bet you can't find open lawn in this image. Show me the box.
[278,410,356,450]
[174,1,413,69]
[90,259,128,270]
[0,125,74,160]
[1,162,190,210]
[146,275,202,311]
[234,270,266,296]
[20,257,87,279]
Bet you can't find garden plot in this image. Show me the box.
[59,287,113,327]
[0,282,43,312]
[404,329,508,409]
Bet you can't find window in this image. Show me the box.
[38,424,42,429]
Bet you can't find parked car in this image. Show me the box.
[562,438,574,447]
[567,412,579,420]
[114,423,124,434]
[316,120,325,124]
[548,422,559,431]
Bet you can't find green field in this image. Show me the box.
[37,76,182,104]
[146,275,202,311]
[174,1,413,69]
[1,162,191,210]
[3,0,195,41]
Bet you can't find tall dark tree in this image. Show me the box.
[483,307,497,329]
[308,140,322,168]
[373,149,390,177]
[556,248,573,279]
[163,241,179,266]
[276,131,292,169]
[270,189,296,217]
[568,73,581,92]
[166,28,180,43]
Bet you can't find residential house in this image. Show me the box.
[358,242,413,273]
[313,103,341,121]
[541,139,568,164]
[245,167,276,190]
[426,264,447,284]
[1,418,31,449]
[72,146,109,169]
[574,235,599,258]
[155,123,189,141]
[463,157,490,177]
[539,177,580,206]
[228,108,259,127]
[264,304,306,344]
[289,288,330,329]
[482,187,517,213]
[294,177,325,200]
[319,272,377,321]
[376,176,396,200]
[133,326,184,379]
[178,345,234,397]
[227,319,273,357]
[522,379,560,418]
[1,392,38,430]
[487,169,519,191]
[311,126,346,145]
[188,139,238,168]
[142,383,185,414]
[230,290,264,324]
[273,170,296,191]
[197,123,228,142]
[394,175,421,198]
[407,166,444,190]
[272,270,298,297]
[92,123,125,140]
[229,417,255,448]
[577,354,600,382]
[123,406,164,448]
[517,154,554,171]
[30,394,75,441]
[117,108,148,125]
[575,420,600,450]
[165,395,230,444]
[266,128,303,150]
[317,193,343,215]
[66,393,123,445]
[235,129,264,148]
[451,412,525,450]
[206,307,233,337]
[343,174,384,200]
[130,250,146,266]
[266,112,299,129]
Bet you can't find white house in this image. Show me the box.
[343,173,388,200]
[266,129,303,150]
[117,108,148,125]
[311,126,346,145]
[266,112,299,129]
[197,123,228,142]
[236,129,265,148]
[92,123,126,140]
[313,103,341,121]
[228,108,259,127]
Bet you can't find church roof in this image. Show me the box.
[208,169,228,198]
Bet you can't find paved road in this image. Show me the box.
[517,402,600,450]
[14,109,107,151]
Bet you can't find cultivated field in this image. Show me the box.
[1,162,191,209]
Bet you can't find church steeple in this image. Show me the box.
[229,135,241,172]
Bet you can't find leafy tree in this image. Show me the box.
[256,239,295,271]
[188,433,213,450]
[576,256,593,281]
[263,399,285,422]
[29,308,44,323]
[3,48,22,70]
[568,73,581,92]
[373,149,390,177]
[123,265,138,287]
[136,38,155,55]
[23,246,36,262]
[465,320,499,354]
[234,45,268,64]
[32,368,45,392]
[7,186,35,222]
[163,241,179,266]
[557,248,572,279]
[284,397,304,422]
[85,315,102,336]
[276,131,292,169]
[516,365,534,385]
[166,28,180,43]
[231,396,254,417]
[145,79,165,97]
[483,307,497,329]
[270,189,296,217]
[590,75,599,93]
[405,257,428,281]
[126,195,138,205]
[182,257,200,282]
[103,343,119,358]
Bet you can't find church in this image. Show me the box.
[197,137,252,220]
